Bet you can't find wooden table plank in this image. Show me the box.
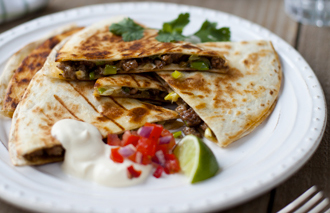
[0,0,303,212]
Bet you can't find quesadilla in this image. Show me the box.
[43,16,227,81]
[94,74,169,103]
[9,70,179,166]
[0,26,83,118]
[157,40,282,147]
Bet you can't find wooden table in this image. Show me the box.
[0,0,329,212]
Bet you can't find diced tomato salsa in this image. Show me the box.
[108,123,180,179]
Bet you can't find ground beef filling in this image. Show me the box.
[118,87,168,100]
[24,145,64,162]
[175,102,209,138]
[57,54,226,79]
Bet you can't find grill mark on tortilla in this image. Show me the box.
[109,97,127,110]
[137,43,159,56]
[67,82,125,130]
[127,107,149,123]
[53,95,82,121]
[181,44,203,51]
[68,82,100,112]
[99,112,125,131]
[130,75,140,87]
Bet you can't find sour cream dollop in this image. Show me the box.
[51,119,152,187]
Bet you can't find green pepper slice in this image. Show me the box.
[190,61,210,70]
[188,55,201,61]
[95,61,105,66]
[173,131,182,138]
[104,65,117,75]
[97,87,107,94]
[89,72,96,80]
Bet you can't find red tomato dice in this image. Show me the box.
[145,123,163,141]
[164,154,180,174]
[122,134,140,146]
[110,147,124,163]
[136,137,157,157]
[153,165,164,178]
[107,134,121,146]
[127,165,142,179]
[160,129,176,151]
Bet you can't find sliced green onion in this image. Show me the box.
[171,70,183,79]
[104,65,117,75]
[95,61,105,66]
[89,72,95,80]
[97,87,107,94]
[173,131,182,138]
[190,61,209,70]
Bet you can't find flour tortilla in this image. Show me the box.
[43,16,227,80]
[0,26,83,118]
[157,40,282,147]
[9,71,179,166]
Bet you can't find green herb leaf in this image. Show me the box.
[162,13,190,34]
[193,20,231,42]
[109,18,144,42]
[156,31,185,42]
[156,13,190,42]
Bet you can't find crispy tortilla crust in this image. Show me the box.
[222,99,278,147]
[2,27,83,118]
[0,41,43,118]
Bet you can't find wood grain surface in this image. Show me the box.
[0,0,328,212]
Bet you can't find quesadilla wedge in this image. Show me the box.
[0,40,42,118]
[0,26,83,118]
[94,74,169,103]
[43,16,227,80]
[9,70,179,166]
[157,40,282,147]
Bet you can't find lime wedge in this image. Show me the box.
[173,135,219,183]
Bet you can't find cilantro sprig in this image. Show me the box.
[109,18,144,42]
[155,13,190,42]
[108,13,231,43]
[194,20,230,42]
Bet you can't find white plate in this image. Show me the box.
[0,2,326,213]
